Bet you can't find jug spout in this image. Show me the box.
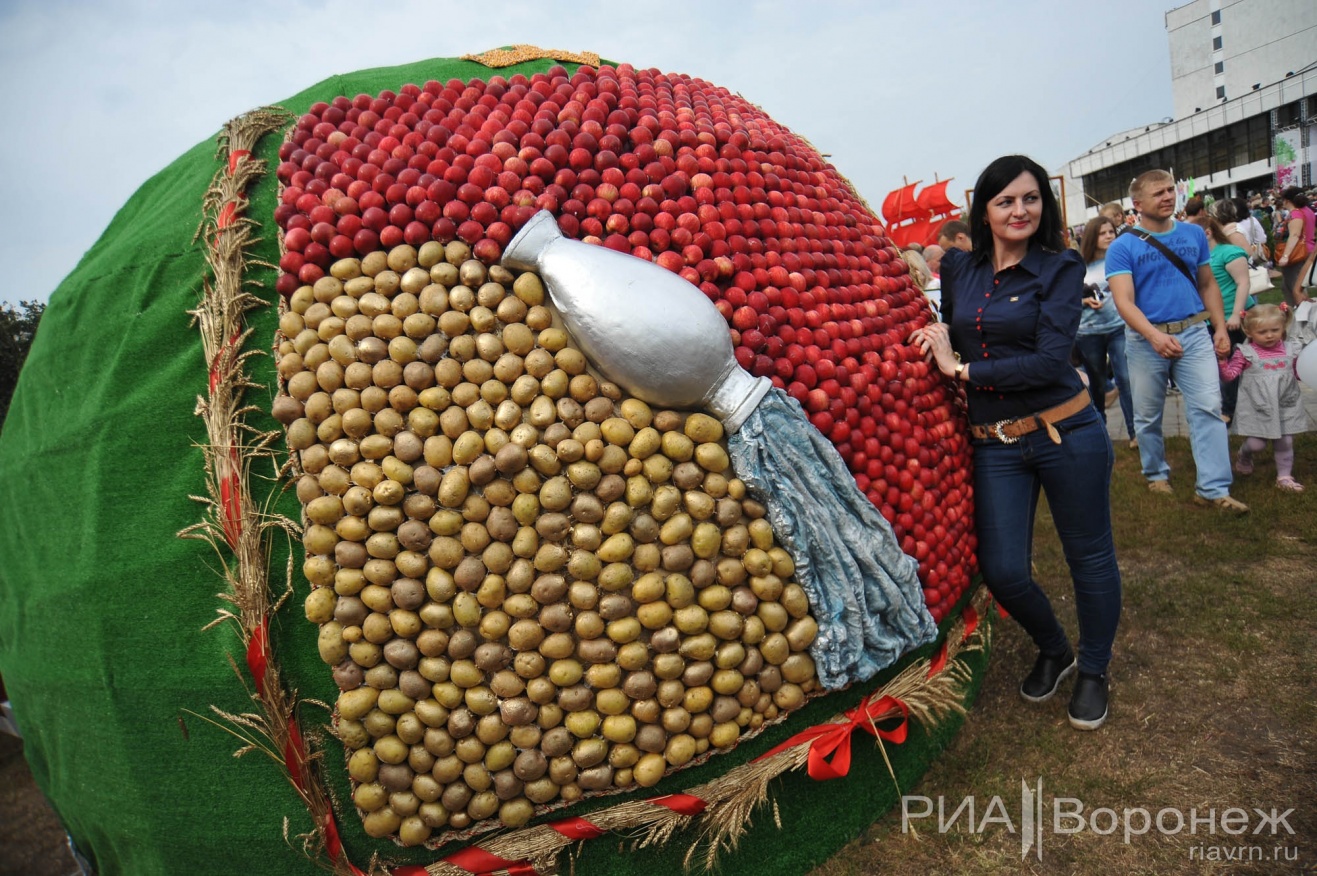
[705,364,771,434]
[499,209,561,273]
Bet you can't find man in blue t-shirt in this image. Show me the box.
[1107,169,1247,513]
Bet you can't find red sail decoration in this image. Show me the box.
[881,180,922,225]
[881,178,962,249]
[915,180,960,217]
[888,218,931,249]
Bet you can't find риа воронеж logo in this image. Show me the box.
[901,778,1298,863]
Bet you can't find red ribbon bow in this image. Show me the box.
[753,693,908,780]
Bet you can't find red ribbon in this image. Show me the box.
[217,200,238,230]
[752,693,908,780]
[217,444,243,547]
[444,846,536,875]
[208,328,245,548]
[926,641,948,679]
[549,815,606,840]
[228,149,251,175]
[246,618,269,696]
[213,200,239,251]
[208,330,242,395]
[648,793,708,816]
[996,599,1010,619]
[961,605,980,642]
[322,814,369,876]
[219,459,242,548]
[284,721,307,792]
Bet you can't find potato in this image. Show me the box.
[279,252,828,840]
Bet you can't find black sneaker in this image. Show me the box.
[1020,647,1076,703]
[1068,672,1109,730]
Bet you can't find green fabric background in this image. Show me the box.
[0,55,989,876]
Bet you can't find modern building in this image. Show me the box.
[1064,0,1316,220]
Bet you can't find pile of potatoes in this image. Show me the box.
[274,240,820,845]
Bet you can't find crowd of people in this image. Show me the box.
[906,158,1314,735]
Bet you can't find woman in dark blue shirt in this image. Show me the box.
[912,155,1121,731]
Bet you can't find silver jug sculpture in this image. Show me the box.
[501,210,770,433]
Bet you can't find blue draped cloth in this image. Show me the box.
[728,388,938,689]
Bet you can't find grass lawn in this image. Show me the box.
[813,432,1317,875]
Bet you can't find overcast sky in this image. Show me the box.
[0,0,1178,306]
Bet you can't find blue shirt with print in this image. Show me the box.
[1104,220,1210,324]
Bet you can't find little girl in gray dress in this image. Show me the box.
[1218,304,1314,492]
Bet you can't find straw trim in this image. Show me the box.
[181,107,364,876]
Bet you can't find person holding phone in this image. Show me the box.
[1075,216,1135,448]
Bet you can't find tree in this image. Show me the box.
[1,300,46,432]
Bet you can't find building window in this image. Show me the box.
[1215,61,1224,74]
[1213,35,1223,50]
[1211,10,1221,24]
[1216,85,1226,99]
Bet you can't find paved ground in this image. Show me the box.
[1102,379,1317,440]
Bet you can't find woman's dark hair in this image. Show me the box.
[1079,216,1117,264]
[968,155,1064,256]
[1280,186,1309,209]
[1230,197,1250,222]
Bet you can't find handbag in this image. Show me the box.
[1282,238,1309,264]
[1247,264,1272,295]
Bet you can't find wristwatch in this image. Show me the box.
[954,362,967,382]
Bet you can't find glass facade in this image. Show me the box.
[1079,114,1276,204]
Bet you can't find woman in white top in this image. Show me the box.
[1210,199,1252,254]
[1231,197,1267,259]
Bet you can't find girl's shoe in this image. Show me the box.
[1235,453,1254,476]
[1276,476,1304,492]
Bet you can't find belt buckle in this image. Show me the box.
[989,420,1020,444]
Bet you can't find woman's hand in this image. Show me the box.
[1227,312,1243,332]
[909,323,960,378]
[1083,297,1104,310]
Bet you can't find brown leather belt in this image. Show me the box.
[1151,310,1210,334]
[970,390,1092,444]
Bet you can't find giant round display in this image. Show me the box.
[0,50,989,876]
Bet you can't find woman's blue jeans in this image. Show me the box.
[1075,328,1134,439]
[972,406,1122,674]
